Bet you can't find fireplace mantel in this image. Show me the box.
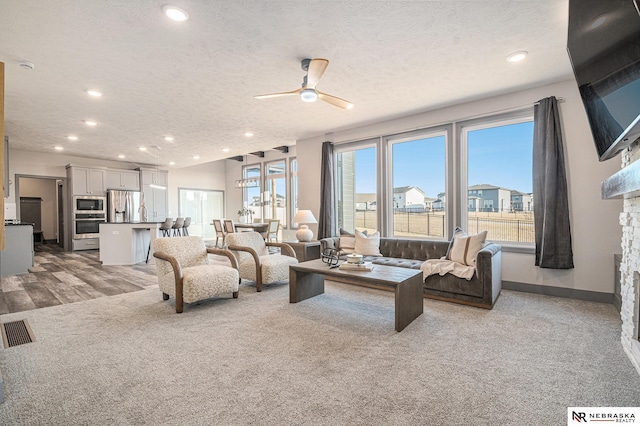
[602,158,640,199]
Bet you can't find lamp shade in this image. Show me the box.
[292,210,317,224]
[293,210,317,242]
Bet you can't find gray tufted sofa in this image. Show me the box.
[320,236,502,309]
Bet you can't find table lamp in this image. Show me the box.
[292,210,318,242]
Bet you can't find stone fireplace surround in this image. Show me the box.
[616,143,640,375]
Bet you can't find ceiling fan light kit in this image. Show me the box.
[255,58,353,109]
[300,88,318,102]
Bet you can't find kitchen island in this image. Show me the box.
[99,222,163,266]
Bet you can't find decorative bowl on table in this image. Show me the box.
[346,254,363,264]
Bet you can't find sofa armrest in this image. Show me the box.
[476,243,502,307]
[320,237,340,253]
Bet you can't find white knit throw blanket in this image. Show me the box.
[420,258,476,281]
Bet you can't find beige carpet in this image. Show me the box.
[0,280,638,425]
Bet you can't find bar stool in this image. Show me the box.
[159,218,174,237]
[172,218,185,236]
[148,218,173,263]
[182,217,191,236]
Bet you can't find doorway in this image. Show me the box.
[15,175,68,251]
[178,188,224,240]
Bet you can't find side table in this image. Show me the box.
[284,240,321,262]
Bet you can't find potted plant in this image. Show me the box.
[237,207,253,223]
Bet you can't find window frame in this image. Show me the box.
[289,157,298,229]
[459,108,535,251]
[263,158,288,227]
[383,125,453,239]
[334,138,380,233]
[242,162,262,220]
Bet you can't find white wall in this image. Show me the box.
[296,79,622,294]
[167,160,227,218]
[6,149,143,203]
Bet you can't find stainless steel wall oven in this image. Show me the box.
[73,212,106,239]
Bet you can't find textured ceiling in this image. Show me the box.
[0,1,572,168]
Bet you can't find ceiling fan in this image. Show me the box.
[255,58,354,110]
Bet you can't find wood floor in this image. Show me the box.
[0,244,158,315]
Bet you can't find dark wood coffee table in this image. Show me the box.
[289,259,424,332]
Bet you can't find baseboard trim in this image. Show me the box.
[502,281,614,304]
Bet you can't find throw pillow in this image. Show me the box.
[445,226,465,260]
[448,230,487,266]
[354,230,382,257]
[339,228,366,254]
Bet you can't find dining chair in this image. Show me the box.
[223,219,235,235]
[265,219,280,242]
[212,219,226,247]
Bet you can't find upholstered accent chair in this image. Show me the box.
[153,236,240,313]
[225,231,298,292]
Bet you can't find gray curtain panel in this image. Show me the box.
[533,96,574,269]
[318,141,337,239]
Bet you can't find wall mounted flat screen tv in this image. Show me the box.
[567,0,640,161]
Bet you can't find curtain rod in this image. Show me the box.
[534,97,564,105]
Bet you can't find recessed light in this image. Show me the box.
[164,136,174,142]
[193,155,200,160]
[118,154,126,159]
[590,15,607,30]
[67,135,78,141]
[222,148,230,153]
[169,161,176,165]
[244,132,254,137]
[506,51,528,63]
[163,5,189,21]
[86,89,103,97]
[139,147,147,151]
[84,120,98,126]
[54,146,64,151]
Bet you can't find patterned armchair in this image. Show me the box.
[225,231,298,292]
[153,236,240,313]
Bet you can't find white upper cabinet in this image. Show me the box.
[106,170,140,191]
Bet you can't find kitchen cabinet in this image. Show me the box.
[68,166,106,195]
[0,224,34,276]
[106,170,140,191]
[138,168,169,221]
[141,170,168,186]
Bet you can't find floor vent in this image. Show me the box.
[1,320,36,348]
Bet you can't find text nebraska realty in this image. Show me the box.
[573,411,636,422]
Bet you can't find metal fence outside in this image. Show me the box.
[354,210,534,242]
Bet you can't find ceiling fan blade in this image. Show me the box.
[254,88,302,99]
[306,59,329,88]
[317,91,354,110]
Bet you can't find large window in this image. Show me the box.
[332,110,533,247]
[336,143,377,233]
[388,131,447,238]
[264,160,287,226]
[243,164,262,222]
[463,115,534,243]
[178,188,224,239]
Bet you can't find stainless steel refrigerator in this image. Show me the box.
[107,190,141,223]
